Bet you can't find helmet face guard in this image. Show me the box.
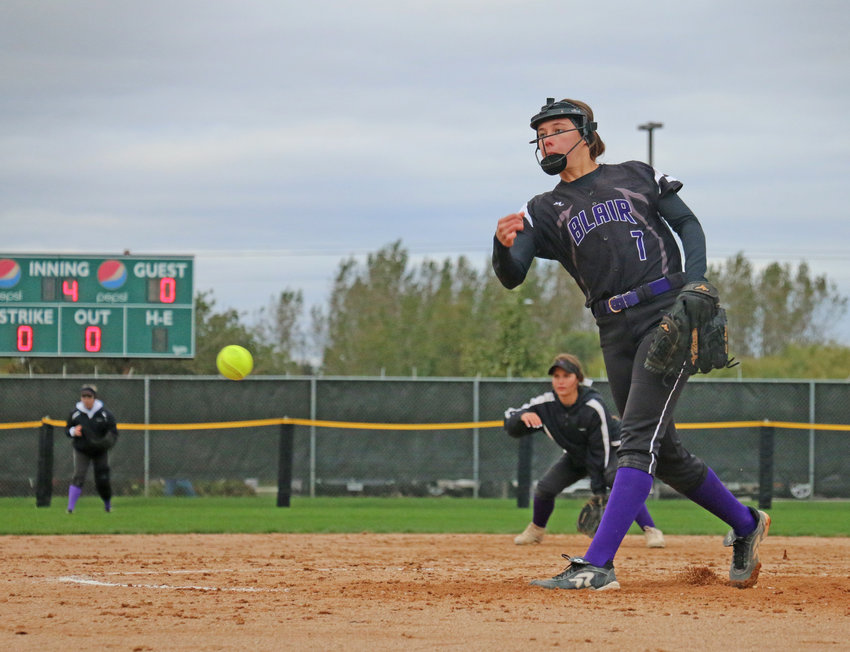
[529,98,597,175]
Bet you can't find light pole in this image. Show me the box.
[637,121,663,167]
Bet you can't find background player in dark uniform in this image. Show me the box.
[492,98,769,590]
[505,353,664,548]
[65,384,119,513]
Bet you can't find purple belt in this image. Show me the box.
[594,274,684,316]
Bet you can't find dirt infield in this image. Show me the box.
[2,533,848,651]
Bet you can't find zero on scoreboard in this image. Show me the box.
[0,253,195,358]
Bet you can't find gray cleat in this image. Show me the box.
[530,555,620,591]
[724,507,771,588]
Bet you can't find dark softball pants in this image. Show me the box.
[595,296,707,495]
[72,449,113,501]
[535,452,617,500]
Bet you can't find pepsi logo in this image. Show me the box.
[97,260,127,290]
[0,259,21,289]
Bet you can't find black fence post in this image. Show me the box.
[277,422,294,507]
[758,424,774,510]
[36,420,54,508]
[516,434,533,509]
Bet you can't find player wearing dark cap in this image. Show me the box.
[505,354,664,550]
[492,98,769,590]
[65,384,119,513]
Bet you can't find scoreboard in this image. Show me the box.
[0,253,195,358]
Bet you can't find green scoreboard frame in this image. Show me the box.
[0,253,195,358]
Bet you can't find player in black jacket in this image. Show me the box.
[505,354,663,548]
[65,384,119,513]
[492,98,769,590]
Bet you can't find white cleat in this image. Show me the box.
[514,522,546,545]
[643,526,666,548]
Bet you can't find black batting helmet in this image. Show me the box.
[530,98,597,141]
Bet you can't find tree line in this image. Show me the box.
[3,242,848,379]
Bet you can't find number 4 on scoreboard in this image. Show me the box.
[62,279,79,302]
[40,277,79,302]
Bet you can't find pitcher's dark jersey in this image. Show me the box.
[493,161,690,308]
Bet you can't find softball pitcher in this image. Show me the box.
[492,98,769,590]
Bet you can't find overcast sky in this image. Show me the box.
[2,1,849,341]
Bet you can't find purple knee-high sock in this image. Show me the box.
[532,495,555,528]
[67,485,82,512]
[685,467,757,536]
[584,467,653,567]
[633,504,655,530]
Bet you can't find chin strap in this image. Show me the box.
[536,138,586,176]
[540,154,566,175]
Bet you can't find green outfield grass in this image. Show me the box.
[0,496,847,537]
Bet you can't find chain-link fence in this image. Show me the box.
[2,375,848,500]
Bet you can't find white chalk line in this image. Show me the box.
[56,575,284,592]
[105,568,237,575]
[106,567,502,574]
[52,565,503,593]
